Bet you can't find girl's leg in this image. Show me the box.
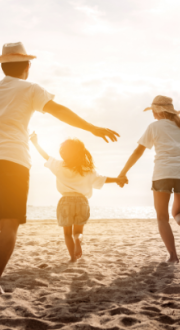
[153,191,179,262]
[73,225,84,259]
[63,226,76,262]
[172,193,180,225]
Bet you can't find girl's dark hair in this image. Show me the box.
[59,139,95,176]
[164,111,180,128]
[1,61,29,78]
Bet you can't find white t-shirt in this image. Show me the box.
[44,157,107,198]
[0,76,54,169]
[138,119,180,180]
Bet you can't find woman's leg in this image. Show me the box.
[172,193,180,225]
[63,226,76,262]
[73,224,84,259]
[153,191,179,262]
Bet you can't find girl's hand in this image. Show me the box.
[116,175,128,187]
[29,131,38,145]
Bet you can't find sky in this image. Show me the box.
[0,0,180,208]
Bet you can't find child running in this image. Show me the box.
[118,95,180,263]
[30,132,127,262]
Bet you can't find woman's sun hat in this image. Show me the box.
[144,95,180,115]
[0,42,36,63]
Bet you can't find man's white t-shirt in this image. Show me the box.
[0,76,54,169]
[138,119,180,181]
[45,157,107,198]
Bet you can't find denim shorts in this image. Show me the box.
[56,195,90,227]
[152,179,180,194]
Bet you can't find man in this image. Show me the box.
[0,42,119,293]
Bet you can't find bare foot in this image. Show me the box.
[0,286,4,294]
[69,256,77,263]
[74,235,83,259]
[167,254,179,263]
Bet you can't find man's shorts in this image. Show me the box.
[0,160,29,224]
[152,178,180,194]
[57,195,90,227]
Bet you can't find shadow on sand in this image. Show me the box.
[0,260,179,329]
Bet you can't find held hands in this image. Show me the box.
[116,175,128,188]
[29,131,38,145]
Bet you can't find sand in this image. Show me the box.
[1,218,180,330]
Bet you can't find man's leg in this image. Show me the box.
[0,161,29,294]
[0,219,19,277]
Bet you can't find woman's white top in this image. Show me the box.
[45,157,107,198]
[0,76,54,169]
[138,119,180,181]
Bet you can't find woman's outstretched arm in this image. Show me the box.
[118,144,146,177]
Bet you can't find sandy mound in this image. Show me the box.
[1,218,180,329]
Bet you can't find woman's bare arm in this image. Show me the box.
[118,144,146,177]
[43,100,120,143]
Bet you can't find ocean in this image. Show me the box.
[27,205,163,220]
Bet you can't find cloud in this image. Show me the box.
[82,79,103,89]
[71,1,115,35]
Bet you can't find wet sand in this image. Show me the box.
[1,218,180,330]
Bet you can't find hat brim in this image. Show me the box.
[143,105,180,115]
[0,53,36,63]
[143,107,152,112]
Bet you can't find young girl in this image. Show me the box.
[118,95,180,263]
[30,133,127,262]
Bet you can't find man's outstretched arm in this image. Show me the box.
[43,100,120,143]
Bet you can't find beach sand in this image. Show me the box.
[1,218,180,330]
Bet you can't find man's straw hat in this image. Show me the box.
[144,95,180,115]
[0,42,36,63]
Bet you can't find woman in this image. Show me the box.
[119,95,180,263]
